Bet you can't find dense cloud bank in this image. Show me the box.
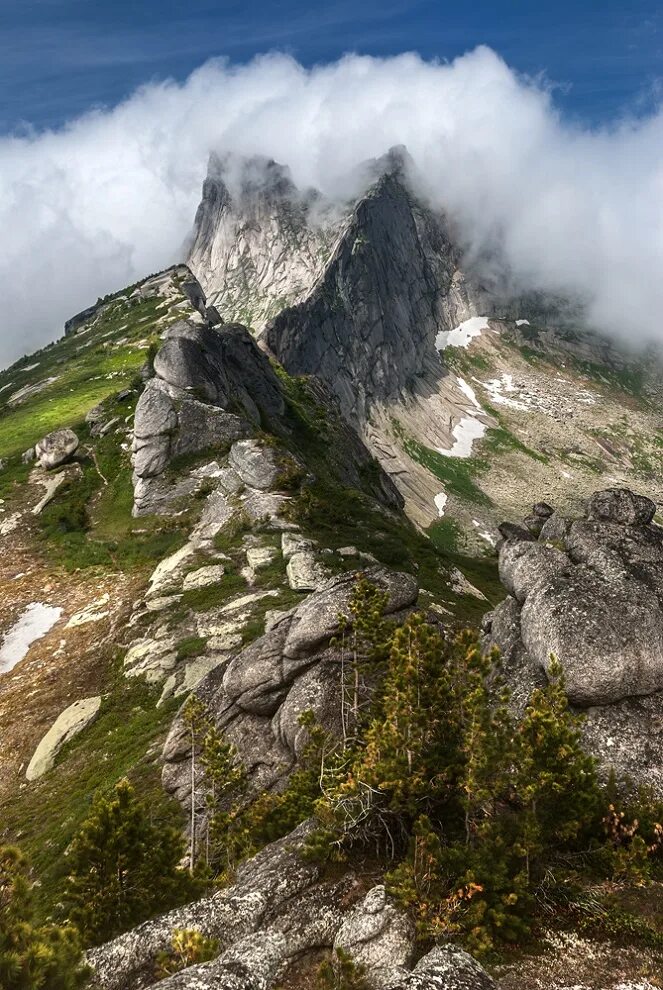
[1,47,663,366]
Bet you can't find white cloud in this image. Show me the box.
[1,46,663,367]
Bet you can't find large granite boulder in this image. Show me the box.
[35,428,79,470]
[485,488,663,793]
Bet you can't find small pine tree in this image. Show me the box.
[0,845,88,990]
[63,779,197,945]
[513,657,600,880]
[316,947,369,989]
[154,929,218,979]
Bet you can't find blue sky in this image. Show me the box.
[2,0,662,133]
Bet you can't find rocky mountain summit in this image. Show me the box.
[1,150,663,990]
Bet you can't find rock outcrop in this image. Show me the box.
[484,487,663,792]
[162,566,419,806]
[131,318,284,515]
[26,696,101,780]
[187,153,341,330]
[87,822,495,990]
[265,153,475,426]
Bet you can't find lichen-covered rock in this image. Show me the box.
[498,541,568,604]
[229,439,292,491]
[286,550,331,591]
[26,697,101,780]
[485,488,663,792]
[333,885,415,987]
[86,821,325,990]
[35,428,79,470]
[586,488,656,526]
[182,564,226,591]
[388,945,496,989]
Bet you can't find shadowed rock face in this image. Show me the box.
[265,167,475,424]
[484,487,663,793]
[131,315,285,515]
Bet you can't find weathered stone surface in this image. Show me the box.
[86,822,325,990]
[586,487,656,526]
[246,546,277,571]
[333,885,415,988]
[35,428,79,470]
[182,564,226,591]
[286,550,331,591]
[162,567,419,807]
[388,945,496,989]
[123,637,178,683]
[498,541,568,604]
[229,439,287,491]
[486,488,663,792]
[26,697,101,780]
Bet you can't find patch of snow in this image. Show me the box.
[456,376,482,410]
[437,416,487,459]
[436,316,490,350]
[22,362,40,371]
[434,492,448,517]
[0,603,63,674]
[515,319,530,326]
[477,374,530,411]
[0,382,15,394]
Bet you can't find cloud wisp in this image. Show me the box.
[1,46,663,367]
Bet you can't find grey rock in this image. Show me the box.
[586,487,656,526]
[162,567,418,807]
[35,428,79,470]
[265,162,474,426]
[497,521,535,543]
[521,567,663,705]
[333,885,415,988]
[498,541,568,603]
[487,487,663,792]
[229,439,288,491]
[182,564,226,591]
[21,447,35,464]
[388,945,496,990]
[286,550,331,591]
[26,697,101,780]
[539,510,572,544]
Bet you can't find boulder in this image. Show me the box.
[182,564,226,591]
[586,487,656,526]
[498,541,568,603]
[35,428,79,470]
[26,697,101,780]
[286,550,331,591]
[520,567,663,705]
[229,439,286,491]
[388,945,496,989]
[333,886,415,987]
[486,488,663,792]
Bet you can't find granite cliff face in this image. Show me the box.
[188,151,663,536]
[187,153,341,330]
